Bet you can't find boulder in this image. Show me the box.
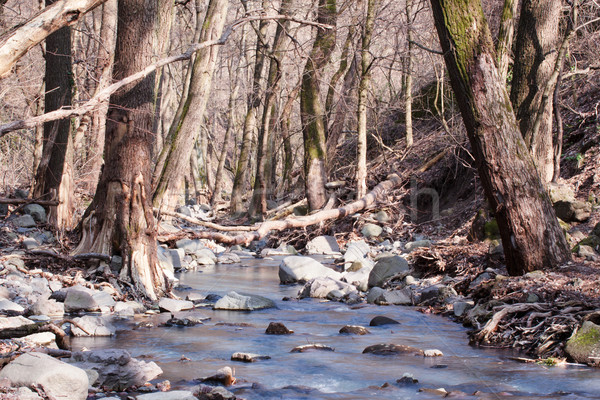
[265,322,293,335]
[341,267,371,292]
[137,391,196,400]
[13,215,36,228]
[361,223,383,238]
[23,204,46,223]
[158,298,194,314]
[92,290,116,308]
[305,235,341,255]
[217,252,241,264]
[404,240,432,252]
[69,349,162,391]
[22,238,40,250]
[298,277,357,299]
[343,240,373,271]
[419,285,457,305]
[291,344,334,353]
[452,300,474,317]
[214,291,275,311]
[195,248,217,265]
[369,316,400,326]
[20,332,57,348]
[196,386,236,400]
[279,256,341,284]
[0,298,25,315]
[176,239,206,255]
[554,200,592,222]
[165,311,210,326]
[374,210,390,223]
[70,315,115,337]
[339,325,370,335]
[367,287,412,305]
[579,245,599,261]
[157,247,182,272]
[362,343,423,355]
[0,316,38,337]
[64,289,99,313]
[0,352,88,400]
[113,302,136,318]
[367,255,410,288]
[231,352,271,362]
[565,320,600,365]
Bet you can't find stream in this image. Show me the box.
[73,257,600,399]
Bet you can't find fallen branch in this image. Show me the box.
[156,209,256,232]
[0,197,59,206]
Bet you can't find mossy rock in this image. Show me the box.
[565,321,600,365]
[484,219,500,240]
[592,222,600,238]
[572,235,600,253]
[558,218,571,232]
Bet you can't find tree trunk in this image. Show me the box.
[74,0,166,300]
[404,0,414,148]
[280,84,300,194]
[496,0,519,82]
[324,26,354,136]
[510,0,562,183]
[32,0,74,230]
[152,0,229,208]
[300,0,337,210]
[429,0,571,275]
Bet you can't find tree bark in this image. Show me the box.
[429,0,570,275]
[74,0,166,300]
[404,0,414,148]
[496,0,519,82]
[510,0,562,183]
[300,0,337,210]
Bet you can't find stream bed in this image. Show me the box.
[73,257,600,399]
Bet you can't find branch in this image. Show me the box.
[0,0,108,79]
[408,39,443,55]
[155,209,257,232]
[0,14,332,139]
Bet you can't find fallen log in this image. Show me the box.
[155,209,256,232]
[0,197,59,206]
[186,174,403,246]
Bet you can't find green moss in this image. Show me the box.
[484,219,500,239]
[570,326,600,347]
[572,235,600,253]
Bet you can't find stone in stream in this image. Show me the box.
[0,352,89,400]
[231,352,271,362]
[64,288,99,313]
[278,256,341,284]
[367,287,412,305]
[369,315,400,326]
[214,291,275,311]
[298,277,358,299]
[424,349,444,357]
[339,325,370,335]
[165,311,210,326]
[305,235,341,255]
[158,297,194,313]
[195,385,236,400]
[200,366,236,386]
[0,298,25,315]
[217,252,241,264]
[341,267,371,292]
[290,344,335,353]
[367,255,410,288]
[396,373,419,385]
[362,343,424,356]
[70,315,115,337]
[361,223,383,238]
[137,391,196,400]
[565,320,600,365]
[265,322,293,335]
[0,316,38,337]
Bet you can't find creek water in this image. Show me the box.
[73,257,600,399]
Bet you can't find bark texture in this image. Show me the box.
[496,0,519,82]
[429,0,570,275]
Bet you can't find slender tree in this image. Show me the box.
[428,0,571,275]
[404,0,415,148]
[496,0,520,82]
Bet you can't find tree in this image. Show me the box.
[300,0,337,210]
[428,0,571,275]
[74,0,166,300]
[404,0,415,148]
[510,0,562,183]
[496,0,520,82]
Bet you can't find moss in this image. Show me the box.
[572,235,600,253]
[569,325,600,347]
[484,219,500,239]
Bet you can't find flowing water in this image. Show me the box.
[73,257,600,399]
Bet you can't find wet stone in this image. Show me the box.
[231,352,271,362]
[339,325,370,335]
[369,316,400,326]
[265,322,293,335]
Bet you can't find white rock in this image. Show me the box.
[214,291,275,311]
[299,277,357,299]
[279,256,341,284]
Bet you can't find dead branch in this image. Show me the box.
[0,198,59,206]
[156,209,256,232]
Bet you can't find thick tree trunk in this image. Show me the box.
[496,0,519,82]
[510,0,562,183]
[280,84,300,194]
[300,0,337,210]
[152,0,228,209]
[32,0,74,230]
[429,0,570,275]
[74,0,166,300]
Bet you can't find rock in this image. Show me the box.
[341,267,371,292]
[343,241,373,271]
[397,373,419,385]
[547,182,575,203]
[0,316,38,337]
[196,385,236,400]
[158,221,179,234]
[137,391,196,400]
[339,325,370,335]
[23,204,46,223]
[217,252,241,264]
[279,256,341,284]
[362,344,423,355]
[195,248,217,265]
[165,311,210,326]
[0,203,8,217]
[298,277,357,299]
[404,239,432,252]
[157,247,182,272]
[367,255,410,288]
[424,349,443,357]
[566,320,600,365]
[114,301,136,317]
[452,300,474,317]
[573,235,600,253]
[20,332,57,348]
[70,315,115,336]
[176,239,206,255]
[265,322,293,334]
[158,298,194,313]
[290,344,334,353]
[554,200,592,222]
[361,223,383,238]
[0,352,88,400]
[92,290,116,308]
[0,298,25,315]
[593,222,600,238]
[214,291,275,311]
[231,352,271,362]
[374,210,390,223]
[22,238,40,250]
[419,285,457,305]
[200,366,235,386]
[13,215,36,228]
[369,316,400,326]
[261,243,298,256]
[367,287,412,305]
[64,289,99,313]
[579,245,598,261]
[70,349,162,391]
[305,235,341,255]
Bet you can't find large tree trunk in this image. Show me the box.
[429,0,570,275]
[496,0,519,82]
[510,0,562,183]
[300,0,337,211]
[32,0,74,230]
[74,0,166,300]
[152,0,228,209]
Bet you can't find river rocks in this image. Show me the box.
[217,252,241,264]
[369,316,400,326]
[70,315,115,336]
[305,235,340,255]
[13,215,36,228]
[22,238,40,250]
[195,248,218,265]
[579,245,599,261]
[565,320,600,365]
[339,325,370,335]
[554,200,592,222]
[64,288,99,313]
[231,352,271,362]
[265,322,293,334]
[452,300,474,317]
[343,240,373,271]
[367,287,412,305]
[341,267,371,292]
[21,332,57,348]
[137,391,196,400]
[157,247,182,272]
[361,223,383,238]
[298,277,357,299]
[424,349,444,357]
[0,352,89,400]
[362,343,423,355]
[0,316,38,337]
[113,301,135,318]
[200,366,236,386]
[70,349,162,391]
[404,239,432,252]
[419,285,457,305]
[158,298,194,313]
[291,344,334,353]
[23,204,46,223]
[367,255,410,288]
[279,256,341,284]
[165,311,210,326]
[0,298,25,315]
[196,385,236,400]
[214,291,275,311]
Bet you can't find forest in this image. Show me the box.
[0,0,599,399]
